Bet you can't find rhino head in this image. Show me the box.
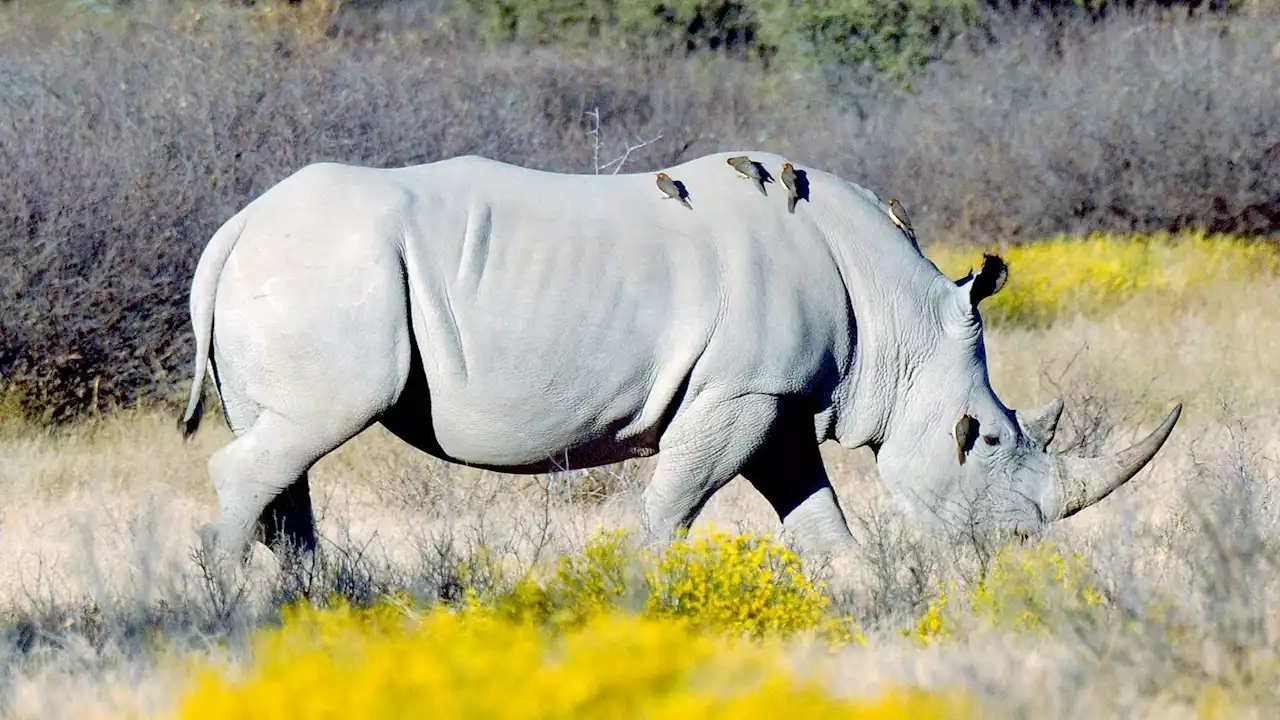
[842,253,1181,540]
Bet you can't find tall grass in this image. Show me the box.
[1,329,1279,716]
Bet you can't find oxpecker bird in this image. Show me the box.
[655,173,691,210]
[780,162,800,214]
[954,414,976,466]
[726,156,767,196]
[886,198,915,241]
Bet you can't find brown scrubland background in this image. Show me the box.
[1,1,1280,717]
[0,0,1277,424]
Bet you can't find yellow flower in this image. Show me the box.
[168,602,971,720]
[929,231,1280,327]
[908,541,1109,644]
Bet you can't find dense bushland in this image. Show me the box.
[445,0,1265,76]
[448,0,982,78]
[0,0,1276,424]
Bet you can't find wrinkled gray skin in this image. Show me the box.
[179,151,1182,562]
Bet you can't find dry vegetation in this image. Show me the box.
[1,1,1279,717]
[2,236,1280,717]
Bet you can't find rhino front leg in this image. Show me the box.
[740,404,854,555]
[642,393,781,543]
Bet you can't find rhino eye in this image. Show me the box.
[982,434,1001,446]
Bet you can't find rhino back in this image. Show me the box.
[381,155,858,461]
[214,155,882,467]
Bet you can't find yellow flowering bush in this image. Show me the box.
[928,231,1280,326]
[462,529,859,641]
[160,535,1155,717]
[169,602,974,720]
[969,542,1106,631]
[460,528,639,629]
[910,542,1107,645]
[909,588,957,645]
[645,531,832,637]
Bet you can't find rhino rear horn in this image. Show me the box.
[1017,397,1064,452]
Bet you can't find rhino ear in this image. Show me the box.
[1016,397,1064,452]
[968,253,1008,307]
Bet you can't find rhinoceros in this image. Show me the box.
[178,151,1181,561]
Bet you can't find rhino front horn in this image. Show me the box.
[1048,403,1182,521]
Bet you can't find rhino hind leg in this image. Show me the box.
[206,408,362,562]
[204,371,316,555]
[641,393,780,543]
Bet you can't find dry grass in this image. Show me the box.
[1,251,1278,716]
[0,4,1276,715]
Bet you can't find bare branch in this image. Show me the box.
[585,107,603,175]
[599,132,665,175]
[584,105,663,175]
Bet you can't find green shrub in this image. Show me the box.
[752,0,981,77]
[451,0,981,77]
[450,0,759,56]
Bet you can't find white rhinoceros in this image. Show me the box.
[178,151,1181,560]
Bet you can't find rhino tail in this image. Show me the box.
[179,210,248,440]
[180,393,204,441]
